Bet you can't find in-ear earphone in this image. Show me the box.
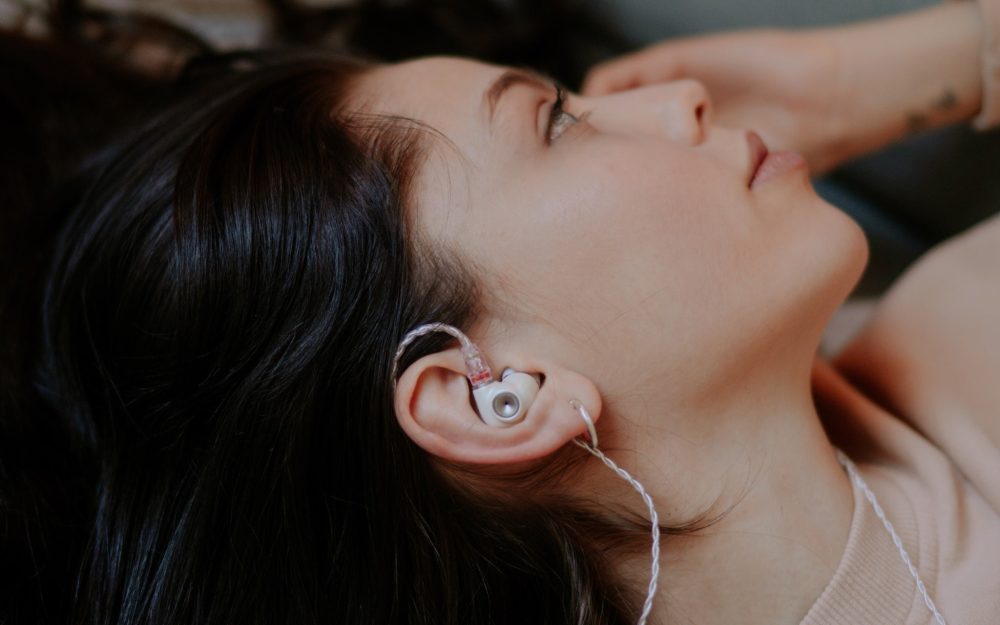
[476,366,541,426]
[391,322,541,426]
[392,322,662,625]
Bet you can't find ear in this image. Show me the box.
[393,346,602,465]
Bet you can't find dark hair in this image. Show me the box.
[0,4,714,624]
[265,0,629,87]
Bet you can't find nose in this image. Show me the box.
[578,79,712,144]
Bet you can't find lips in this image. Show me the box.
[745,130,809,188]
[745,130,768,187]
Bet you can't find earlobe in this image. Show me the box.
[393,347,602,465]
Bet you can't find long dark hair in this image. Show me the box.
[0,3,711,624]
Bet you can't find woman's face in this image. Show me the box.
[357,57,867,408]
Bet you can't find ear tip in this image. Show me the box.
[472,371,542,427]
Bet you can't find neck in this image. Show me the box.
[597,352,855,625]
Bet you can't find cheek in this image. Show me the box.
[559,149,752,281]
[473,147,752,323]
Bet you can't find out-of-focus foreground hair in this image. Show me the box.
[0,3,717,624]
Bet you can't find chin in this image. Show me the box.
[800,207,872,351]
[774,202,871,339]
[830,206,870,298]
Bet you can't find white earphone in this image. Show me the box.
[474,367,541,426]
[391,322,540,427]
[392,322,661,625]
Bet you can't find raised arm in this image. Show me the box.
[822,1,983,166]
[583,1,986,175]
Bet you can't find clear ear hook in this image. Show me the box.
[393,324,661,625]
[391,322,495,391]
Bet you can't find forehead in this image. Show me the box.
[352,57,526,236]
[353,57,498,157]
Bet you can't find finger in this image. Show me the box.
[581,45,687,96]
[580,60,637,96]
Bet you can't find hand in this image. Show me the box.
[582,3,983,176]
[582,29,849,175]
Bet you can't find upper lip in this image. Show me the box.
[746,130,769,186]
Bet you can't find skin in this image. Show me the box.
[833,213,1000,508]
[581,1,983,176]
[372,0,1000,618]
[374,57,872,624]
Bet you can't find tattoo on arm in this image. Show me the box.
[933,89,958,111]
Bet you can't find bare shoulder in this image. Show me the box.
[832,213,1000,463]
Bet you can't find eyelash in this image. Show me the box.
[546,86,586,144]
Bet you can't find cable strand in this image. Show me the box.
[835,449,948,625]
[574,438,661,625]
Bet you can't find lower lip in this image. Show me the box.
[750,151,808,189]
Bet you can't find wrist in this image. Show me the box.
[820,2,983,165]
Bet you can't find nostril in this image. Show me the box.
[691,102,709,144]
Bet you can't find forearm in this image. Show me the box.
[821,1,983,168]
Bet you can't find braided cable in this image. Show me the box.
[835,449,948,625]
[573,434,661,625]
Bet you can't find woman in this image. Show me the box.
[1,2,998,625]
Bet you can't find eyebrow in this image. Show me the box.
[484,68,558,128]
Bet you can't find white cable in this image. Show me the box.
[391,331,942,625]
[393,328,663,621]
[574,437,661,625]
[834,449,948,625]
